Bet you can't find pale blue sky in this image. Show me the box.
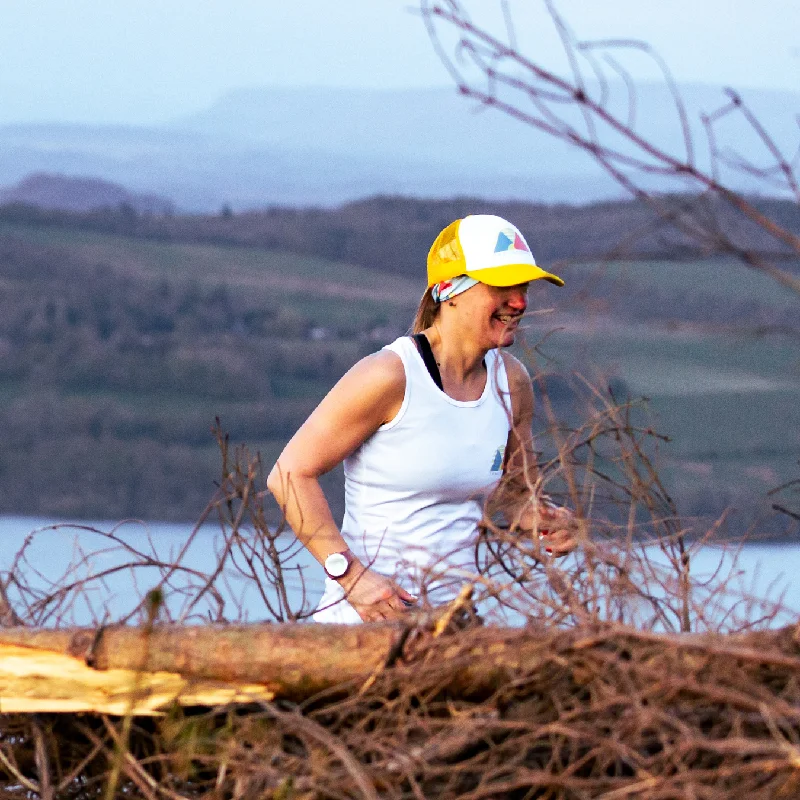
[0,0,797,125]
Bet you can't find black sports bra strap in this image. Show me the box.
[411,333,444,391]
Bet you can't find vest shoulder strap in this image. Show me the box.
[411,333,443,391]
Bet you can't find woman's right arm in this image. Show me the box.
[266,350,417,621]
[496,353,578,557]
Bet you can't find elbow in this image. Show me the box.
[266,458,309,503]
[266,461,287,503]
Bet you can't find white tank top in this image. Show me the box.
[313,336,512,622]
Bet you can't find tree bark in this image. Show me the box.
[0,624,400,700]
[0,622,557,700]
[1,622,798,705]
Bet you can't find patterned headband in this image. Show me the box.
[431,275,479,303]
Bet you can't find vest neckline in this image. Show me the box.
[408,337,495,408]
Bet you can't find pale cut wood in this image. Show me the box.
[0,644,275,716]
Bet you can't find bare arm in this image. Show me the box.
[494,353,577,556]
[266,350,416,620]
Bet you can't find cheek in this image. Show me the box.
[463,298,497,321]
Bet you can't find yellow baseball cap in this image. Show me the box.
[427,215,564,288]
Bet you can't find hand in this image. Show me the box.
[537,502,579,557]
[339,567,418,622]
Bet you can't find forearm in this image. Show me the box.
[267,466,414,619]
[492,479,578,557]
[266,468,353,569]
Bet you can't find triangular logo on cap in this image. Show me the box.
[494,231,514,252]
[494,228,529,253]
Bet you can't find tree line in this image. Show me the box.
[2,192,799,280]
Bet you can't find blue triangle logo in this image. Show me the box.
[490,445,505,472]
[494,232,514,252]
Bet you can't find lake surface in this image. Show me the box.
[1,515,798,629]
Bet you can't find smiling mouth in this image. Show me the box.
[493,313,523,326]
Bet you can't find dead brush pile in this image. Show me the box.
[0,388,798,798]
[1,620,800,798]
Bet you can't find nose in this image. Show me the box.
[507,287,528,311]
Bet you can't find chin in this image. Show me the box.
[493,331,517,348]
[501,333,517,347]
[488,320,519,348]
[501,324,520,345]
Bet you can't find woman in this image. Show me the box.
[267,214,576,623]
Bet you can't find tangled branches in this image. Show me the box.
[421,0,800,296]
[3,622,800,798]
[0,420,321,629]
[0,377,796,796]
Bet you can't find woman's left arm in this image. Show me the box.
[494,353,578,556]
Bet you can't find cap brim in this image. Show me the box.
[466,263,565,288]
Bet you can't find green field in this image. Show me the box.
[522,259,800,528]
[0,220,420,320]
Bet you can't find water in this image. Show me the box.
[0,516,323,626]
[1,515,797,629]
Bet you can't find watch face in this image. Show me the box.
[325,552,349,578]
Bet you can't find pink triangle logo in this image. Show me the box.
[513,232,529,252]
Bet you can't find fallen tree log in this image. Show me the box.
[0,622,551,705]
[0,623,398,700]
[1,621,799,711]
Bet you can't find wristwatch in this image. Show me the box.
[324,549,354,579]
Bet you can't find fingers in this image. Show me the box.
[354,587,417,622]
[357,605,401,623]
[344,568,418,621]
[539,528,577,557]
[397,586,418,603]
[535,503,579,557]
[382,592,417,617]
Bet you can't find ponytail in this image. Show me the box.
[410,286,440,334]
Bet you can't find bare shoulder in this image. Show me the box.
[274,348,407,477]
[499,350,534,422]
[325,347,406,424]
[345,348,405,391]
[499,351,533,393]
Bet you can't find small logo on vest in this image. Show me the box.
[490,445,505,472]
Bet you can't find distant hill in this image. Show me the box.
[0,82,797,211]
[177,83,800,175]
[0,173,174,214]
[3,192,798,280]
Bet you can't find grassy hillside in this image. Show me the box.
[527,259,800,532]
[1,214,797,533]
[0,221,418,521]
[3,193,800,278]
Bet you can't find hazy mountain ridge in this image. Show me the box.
[0,85,800,211]
[0,83,797,211]
[178,83,800,165]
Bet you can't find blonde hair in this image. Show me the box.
[411,286,440,334]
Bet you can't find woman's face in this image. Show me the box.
[458,281,529,348]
